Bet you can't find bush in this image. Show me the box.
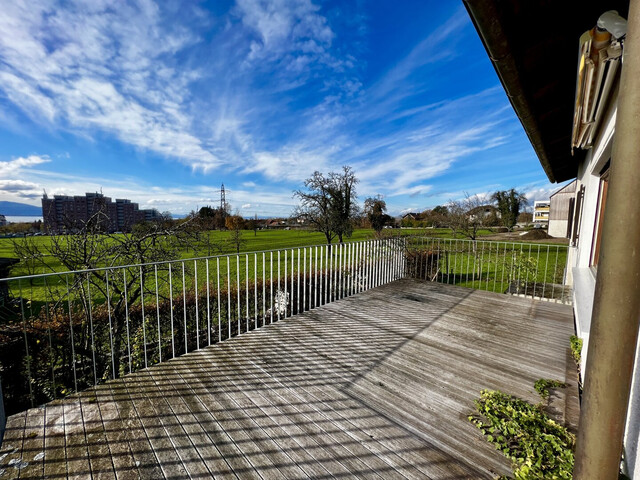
[404,248,440,279]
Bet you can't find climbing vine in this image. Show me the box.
[469,384,574,479]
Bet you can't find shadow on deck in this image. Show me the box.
[1,279,577,479]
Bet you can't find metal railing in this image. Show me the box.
[0,380,5,446]
[404,237,571,303]
[0,235,571,416]
[0,237,406,415]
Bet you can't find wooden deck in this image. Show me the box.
[0,279,577,479]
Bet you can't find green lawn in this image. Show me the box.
[405,237,569,300]
[1,229,408,302]
[0,228,567,303]
[0,228,570,414]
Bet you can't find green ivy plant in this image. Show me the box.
[570,335,582,365]
[469,387,574,479]
[534,379,566,400]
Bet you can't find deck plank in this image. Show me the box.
[62,398,93,480]
[42,402,69,479]
[177,350,309,479]
[193,349,340,479]
[0,410,27,480]
[117,366,189,479]
[204,344,378,479]
[3,279,576,479]
[241,307,497,479]
[157,359,262,479]
[101,378,163,479]
[16,405,45,479]
[143,362,236,479]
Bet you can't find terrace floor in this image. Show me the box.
[1,279,578,479]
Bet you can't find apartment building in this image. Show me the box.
[42,192,161,233]
[533,200,550,225]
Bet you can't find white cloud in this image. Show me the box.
[246,149,329,182]
[0,155,51,177]
[0,1,218,169]
[0,179,42,199]
[522,184,569,204]
[236,0,334,62]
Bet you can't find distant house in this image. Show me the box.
[401,212,418,221]
[532,200,550,225]
[467,205,500,221]
[548,180,577,238]
[264,218,288,229]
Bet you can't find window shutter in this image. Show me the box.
[571,185,585,246]
[566,197,575,238]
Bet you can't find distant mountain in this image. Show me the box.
[0,201,42,216]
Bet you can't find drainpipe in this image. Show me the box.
[574,0,640,478]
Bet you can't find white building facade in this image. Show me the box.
[466,1,639,476]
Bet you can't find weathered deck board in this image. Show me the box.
[0,280,576,479]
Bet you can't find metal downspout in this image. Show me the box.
[574,0,640,477]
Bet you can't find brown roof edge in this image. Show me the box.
[463,0,558,183]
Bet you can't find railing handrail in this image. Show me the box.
[408,235,570,247]
[0,235,569,283]
[0,235,570,416]
[0,237,402,283]
[1,237,407,415]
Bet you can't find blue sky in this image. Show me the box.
[0,0,562,217]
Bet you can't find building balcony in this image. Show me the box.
[0,238,577,478]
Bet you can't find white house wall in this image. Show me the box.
[548,219,568,238]
[571,99,616,373]
[569,89,640,478]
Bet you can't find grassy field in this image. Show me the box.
[0,227,452,278]
[0,227,568,303]
[0,227,542,272]
[0,228,569,413]
[405,237,569,301]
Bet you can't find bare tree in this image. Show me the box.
[447,193,491,241]
[293,171,334,244]
[11,210,203,378]
[329,166,359,243]
[293,166,359,244]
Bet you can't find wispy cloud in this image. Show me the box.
[236,0,334,64]
[367,6,469,105]
[0,155,51,176]
[0,1,218,169]
[0,2,553,217]
[0,180,42,199]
